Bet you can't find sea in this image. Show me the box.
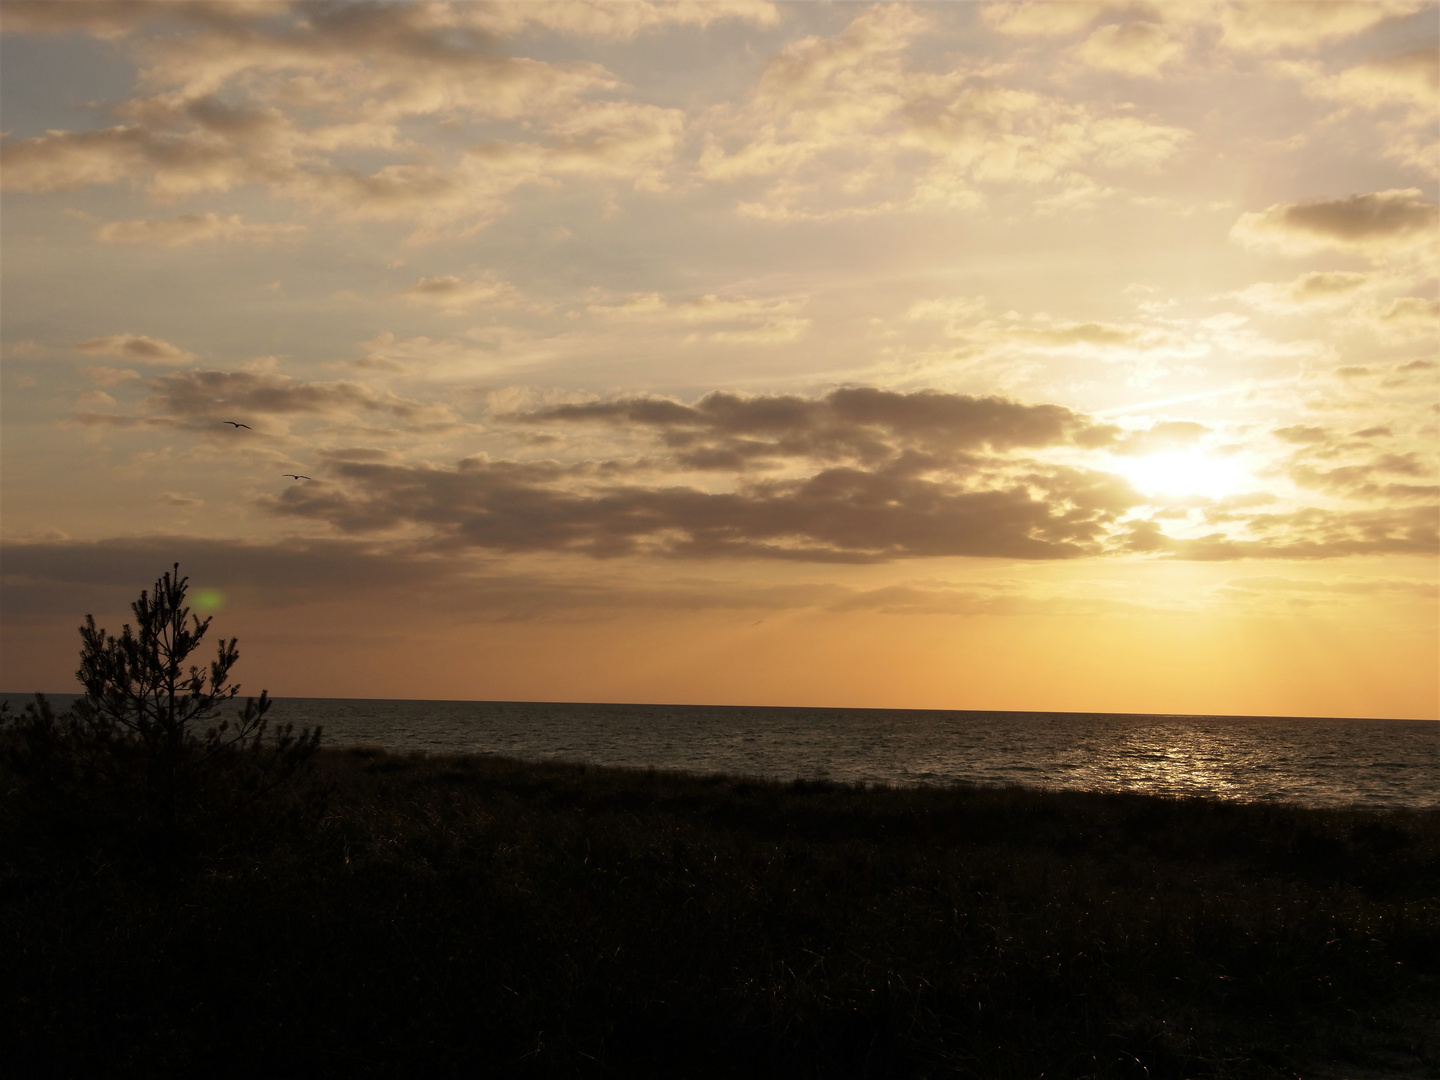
[5,693,1436,810]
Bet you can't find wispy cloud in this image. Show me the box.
[96,213,305,247]
[402,275,536,317]
[698,5,1191,221]
[73,333,197,365]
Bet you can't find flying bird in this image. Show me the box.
[223,420,251,429]
[283,474,312,480]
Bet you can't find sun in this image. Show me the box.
[1111,449,1253,499]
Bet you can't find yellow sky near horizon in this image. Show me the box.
[1,1,1436,718]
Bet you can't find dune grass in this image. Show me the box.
[2,744,1437,1078]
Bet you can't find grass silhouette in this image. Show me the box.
[2,745,1437,1078]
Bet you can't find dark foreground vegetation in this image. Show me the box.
[3,745,1438,1079]
[3,566,1436,1077]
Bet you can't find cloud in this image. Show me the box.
[345,328,553,376]
[0,1,279,40]
[73,333,197,365]
[1278,49,1439,175]
[1290,271,1373,300]
[269,453,1140,563]
[68,413,190,432]
[979,2,1115,38]
[62,367,465,434]
[1071,19,1185,77]
[0,4,686,237]
[1230,189,1439,258]
[124,7,617,116]
[265,375,1439,562]
[1014,321,1150,348]
[514,387,1115,467]
[0,535,1057,628]
[904,299,1190,381]
[1287,452,1438,502]
[1377,296,1440,333]
[706,321,810,345]
[1265,413,1437,499]
[402,275,533,316]
[28,371,1440,567]
[95,212,305,246]
[0,0,1211,231]
[0,534,811,630]
[1231,270,1374,311]
[84,387,1098,563]
[141,369,460,429]
[241,388,1160,564]
[1,126,180,194]
[1273,425,1331,445]
[1287,49,1440,115]
[1221,575,1438,599]
[0,534,463,622]
[1329,357,1439,391]
[826,581,1164,619]
[982,2,1426,60]
[275,102,684,238]
[80,366,144,386]
[697,4,1192,221]
[1145,504,1439,560]
[904,296,990,337]
[1214,2,1425,53]
[0,102,325,200]
[69,367,472,442]
[456,0,780,38]
[585,292,810,342]
[1111,421,1209,456]
[588,293,797,324]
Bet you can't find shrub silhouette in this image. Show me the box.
[2,564,323,861]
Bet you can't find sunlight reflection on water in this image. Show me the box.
[6,695,1435,809]
[282,699,1435,809]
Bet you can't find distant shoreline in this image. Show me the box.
[4,690,1434,724]
[5,692,1436,811]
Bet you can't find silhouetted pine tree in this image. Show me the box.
[2,564,324,862]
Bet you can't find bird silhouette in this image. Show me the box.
[283,474,312,480]
[223,420,251,429]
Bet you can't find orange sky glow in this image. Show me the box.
[2,1,1436,718]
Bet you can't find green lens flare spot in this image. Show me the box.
[193,589,226,612]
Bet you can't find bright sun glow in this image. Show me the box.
[1111,450,1253,499]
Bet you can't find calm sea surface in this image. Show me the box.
[7,693,1435,809]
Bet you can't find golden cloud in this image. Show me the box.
[1072,20,1185,77]
[698,4,1192,220]
[1216,1,1424,53]
[1230,189,1439,258]
[583,292,810,343]
[95,212,305,247]
[247,380,1439,564]
[0,4,685,238]
[1278,49,1438,176]
[136,369,462,432]
[1291,49,1440,114]
[73,333,198,366]
[456,0,779,38]
[402,275,534,317]
[980,2,1114,38]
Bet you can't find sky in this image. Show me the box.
[1,0,1436,719]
